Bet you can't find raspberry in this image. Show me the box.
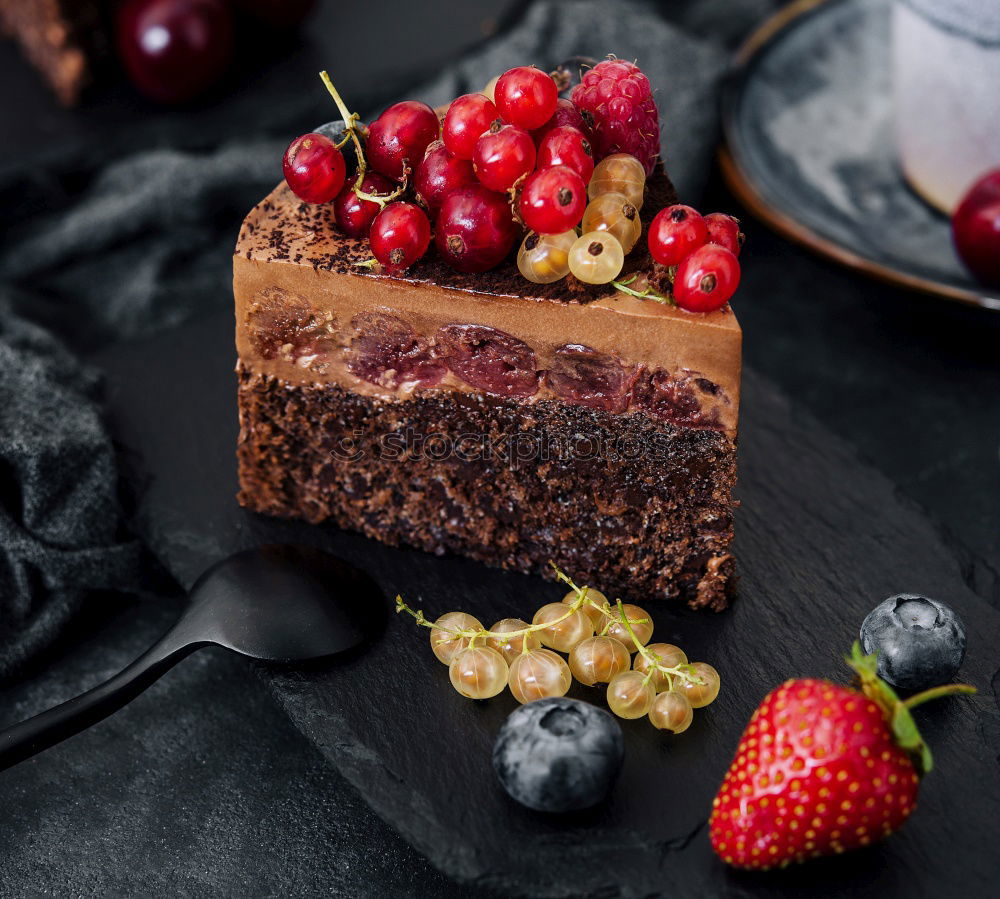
[570,58,660,175]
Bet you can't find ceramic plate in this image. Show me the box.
[720,0,1000,311]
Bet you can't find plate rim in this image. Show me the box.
[719,0,1000,312]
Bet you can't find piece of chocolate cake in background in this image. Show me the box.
[0,0,110,104]
[233,169,741,610]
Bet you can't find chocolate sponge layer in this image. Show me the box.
[236,363,737,610]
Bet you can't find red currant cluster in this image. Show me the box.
[280,59,744,314]
[646,206,744,312]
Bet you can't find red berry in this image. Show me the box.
[435,185,520,272]
[333,171,396,238]
[472,123,536,192]
[494,66,558,130]
[519,166,587,235]
[648,205,708,266]
[537,125,594,183]
[711,675,920,870]
[283,132,346,204]
[367,101,440,181]
[532,97,592,145]
[443,93,498,160]
[369,202,431,272]
[571,58,660,174]
[704,212,744,257]
[414,140,477,213]
[952,168,1000,287]
[672,244,740,313]
[116,0,233,104]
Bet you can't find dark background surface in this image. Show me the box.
[0,0,998,896]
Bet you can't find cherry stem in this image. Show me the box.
[902,683,977,710]
[318,70,408,208]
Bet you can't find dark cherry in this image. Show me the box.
[438,324,539,398]
[116,0,234,104]
[366,100,440,182]
[414,141,477,213]
[347,312,446,389]
[544,345,642,413]
[952,169,1000,288]
[435,185,521,273]
[333,172,396,239]
[633,370,722,429]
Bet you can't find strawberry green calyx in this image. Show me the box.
[845,641,976,777]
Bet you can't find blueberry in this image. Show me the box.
[860,594,966,691]
[492,697,623,813]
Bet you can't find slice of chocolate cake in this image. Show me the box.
[233,166,741,610]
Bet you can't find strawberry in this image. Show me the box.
[709,643,975,870]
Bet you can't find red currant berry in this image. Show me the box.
[533,98,592,145]
[443,93,498,160]
[673,245,740,313]
[367,100,440,181]
[369,202,431,272]
[333,171,396,238]
[435,185,520,272]
[282,132,346,204]
[473,123,536,192]
[494,66,558,130]
[703,212,743,257]
[952,169,1000,287]
[414,140,477,213]
[116,0,234,104]
[648,205,708,266]
[519,166,587,235]
[537,125,594,183]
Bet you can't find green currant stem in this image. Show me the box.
[616,599,704,688]
[902,683,977,710]
[318,70,408,209]
[611,278,673,306]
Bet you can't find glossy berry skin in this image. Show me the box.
[473,124,536,192]
[537,125,595,183]
[704,212,743,257]
[443,93,498,159]
[366,100,440,181]
[571,59,660,174]
[568,232,624,285]
[333,172,395,238]
[493,697,624,812]
[414,140,477,213]
[519,165,587,234]
[952,169,1000,287]
[494,66,558,131]
[860,595,966,691]
[710,678,919,870]
[282,133,346,204]
[116,0,234,104]
[533,98,593,146]
[435,185,520,272]
[673,244,740,313]
[369,202,431,272]
[648,205,708,266]
[517,230,575,283]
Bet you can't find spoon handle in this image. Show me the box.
[0,635,201,771]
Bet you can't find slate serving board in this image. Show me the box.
[98,311,1000,897]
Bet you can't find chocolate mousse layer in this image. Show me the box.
[233,171,741,609]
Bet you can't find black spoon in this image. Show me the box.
[0,544,386,771]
